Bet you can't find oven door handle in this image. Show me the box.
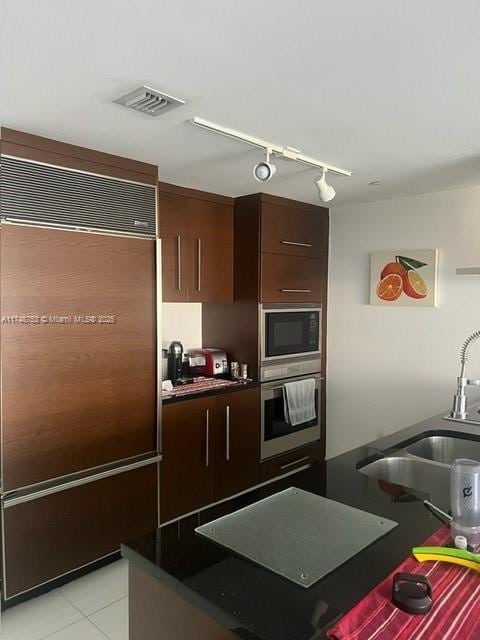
[263,376,324,392]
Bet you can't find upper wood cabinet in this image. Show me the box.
[158,184,234,303]
[234,193,329,305]
[158,191,189,302]
[261,200,328,258]
[261,253,326,303]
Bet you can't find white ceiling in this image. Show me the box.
[1,0,480,206]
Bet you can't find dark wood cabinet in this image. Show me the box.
[161,396,215,522]
[187,198,234,303]
[213,387,260,500]
[260,441,323,482]
[261,253,326,303]
[158,183,234,303]
[259,195,328,304]
[158,191,189,302]
[261,201,328,258]
[160,388,260,522]
[3,462,158,598]
[203,193,329,378]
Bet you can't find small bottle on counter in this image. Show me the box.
[230,361,239,379]
[240,363,248,380]
[454,535,468,551]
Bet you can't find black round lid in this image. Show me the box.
[392,572,433,615]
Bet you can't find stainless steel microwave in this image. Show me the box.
[261,304,322,363]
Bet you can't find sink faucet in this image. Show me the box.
[451,331,480,419]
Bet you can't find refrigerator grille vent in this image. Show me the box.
[0,156,156,237]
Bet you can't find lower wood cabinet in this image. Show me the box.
[2,462,158,599]
[160,395,216,520]
[213,389,261,500]
[160,387,260,522]
[260,441,323,482]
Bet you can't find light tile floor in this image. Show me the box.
[1,560,128,640]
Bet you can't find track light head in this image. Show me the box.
[314,169,336,203]
[253,160,276,182]
[253,149,276,183]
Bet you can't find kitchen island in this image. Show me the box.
[122,405,480,640]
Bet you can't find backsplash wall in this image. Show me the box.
[162,302,202,352]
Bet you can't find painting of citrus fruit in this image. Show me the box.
[370,250,438,306]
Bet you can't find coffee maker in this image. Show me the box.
[167,341,183,385]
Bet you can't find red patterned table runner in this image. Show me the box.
[163,378,240,398]
[327,525,480,640]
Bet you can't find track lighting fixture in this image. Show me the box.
[314,169,336,203]
[253,149,276,182]
[190,117,351,198]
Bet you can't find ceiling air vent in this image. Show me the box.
[114,85,185,116]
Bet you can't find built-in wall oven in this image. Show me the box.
[261,362,322,460]
[261,304,321,364]
[260,304,323,460]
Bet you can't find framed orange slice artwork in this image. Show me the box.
[370,250,438,306]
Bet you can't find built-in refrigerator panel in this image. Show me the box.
[2,458,159,599]
[0,223,158,492]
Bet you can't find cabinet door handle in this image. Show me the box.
[225,405,230,461]
[280,456,310,470]
[176,235,182,291]
[197,238,202,292]
[281,240,312,248]
[205,409,210,467]
[280,289,312,293]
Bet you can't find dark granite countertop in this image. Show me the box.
[123,403,480,640]
[162,378,259,404]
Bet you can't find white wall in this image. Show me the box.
[162,303,202,351]
[327,185,480,459]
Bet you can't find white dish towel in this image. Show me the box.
[283,378,316,427]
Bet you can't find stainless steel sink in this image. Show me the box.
[358,455,450,497]
[405,436,480,465]
[357,433,480,508]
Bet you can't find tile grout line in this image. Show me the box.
[36,617,111,640]
[88,614,118,640]
[37,618,83,640]
[54,589,89,619]
[87,594,129,618]
[88,596,129,640]
[30,590,85,640]
[49,589,114,638]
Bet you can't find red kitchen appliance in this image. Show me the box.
[189,348,228,376]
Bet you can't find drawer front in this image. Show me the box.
[2,463,158,598]
[260,442,322,482]
[261,202,328,258]
[261,253,325,303]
